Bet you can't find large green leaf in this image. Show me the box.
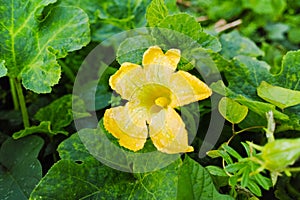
[0,2,90,93]
[257,81,300,110]
[0,136,43,200]
[177,156,234,200]
[146,0,168,27]
[61,0,150,42]
[276,50,300,90]
[31,132,231,199]
[0,60,7,78]
[220,30,264,59]
[152,13,221,52]
[157,13,218,49]
[30,132,182,199]
[117,35,156,65]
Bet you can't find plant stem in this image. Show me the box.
[285,167,300,172]
[234,126,265,135]
[58,60,75,82]
[14,78,30,128]
[9,77,19,110]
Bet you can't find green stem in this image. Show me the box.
[9,77,19,110]
[49,136,58,162]
[285,167,300,172]
[234,126,265,135]
[58,60,75,82]
[14,78,30,128]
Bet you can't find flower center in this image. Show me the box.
[155,96,170,108]
[134,83,173,110]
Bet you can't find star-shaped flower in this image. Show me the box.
[104,46,212,154]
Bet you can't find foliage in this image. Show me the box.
[0,0,300,199]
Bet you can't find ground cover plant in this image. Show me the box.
[0,0,300,199]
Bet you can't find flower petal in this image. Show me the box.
[103,103,148,152]
[109,62,145,100]
[169,71,212,107]
[149,107,194,154]
[142,46,180,70]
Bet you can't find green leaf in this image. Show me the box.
[247,179,262,196]
[12,121,68,139]
[207,150,233,164]
[0,3,90,93]
[177,156,234,200]
[59,0,100,23]
[57,133,92,162]
[276,50,300,91]
[241,166,250,188]
[146,0,168,27]
[61,0,150,42]
[219,97,248,124]
[117,35,156,65]
[253,173,272,190]
[213,51,300,130]
[241,142,253,157]
[0,60,7,78]
[78,122,180,173]
[236,96,289,121]
[34,95,90,130]
[265,23,289,40]
[257,81,300,109]
[288,27,300,44]
[77,80,112,111]
[225,163,247,173]
[198,32,222,52]
[261,138,300,172]
[31,132,182,199]
[220,30,264,59]
[155,13,202,45]
[206,0,243,20]
[131,160,181,200]
[206,166,228,177]
[242,0,286,17]
[30,159,134,200]
[224,55,272,99]
[0,136,43,200]
[222,144,243,161]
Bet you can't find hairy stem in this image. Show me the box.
[9,77,19,110]
[14,78,30,128]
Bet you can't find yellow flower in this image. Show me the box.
[104,46,212,154]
